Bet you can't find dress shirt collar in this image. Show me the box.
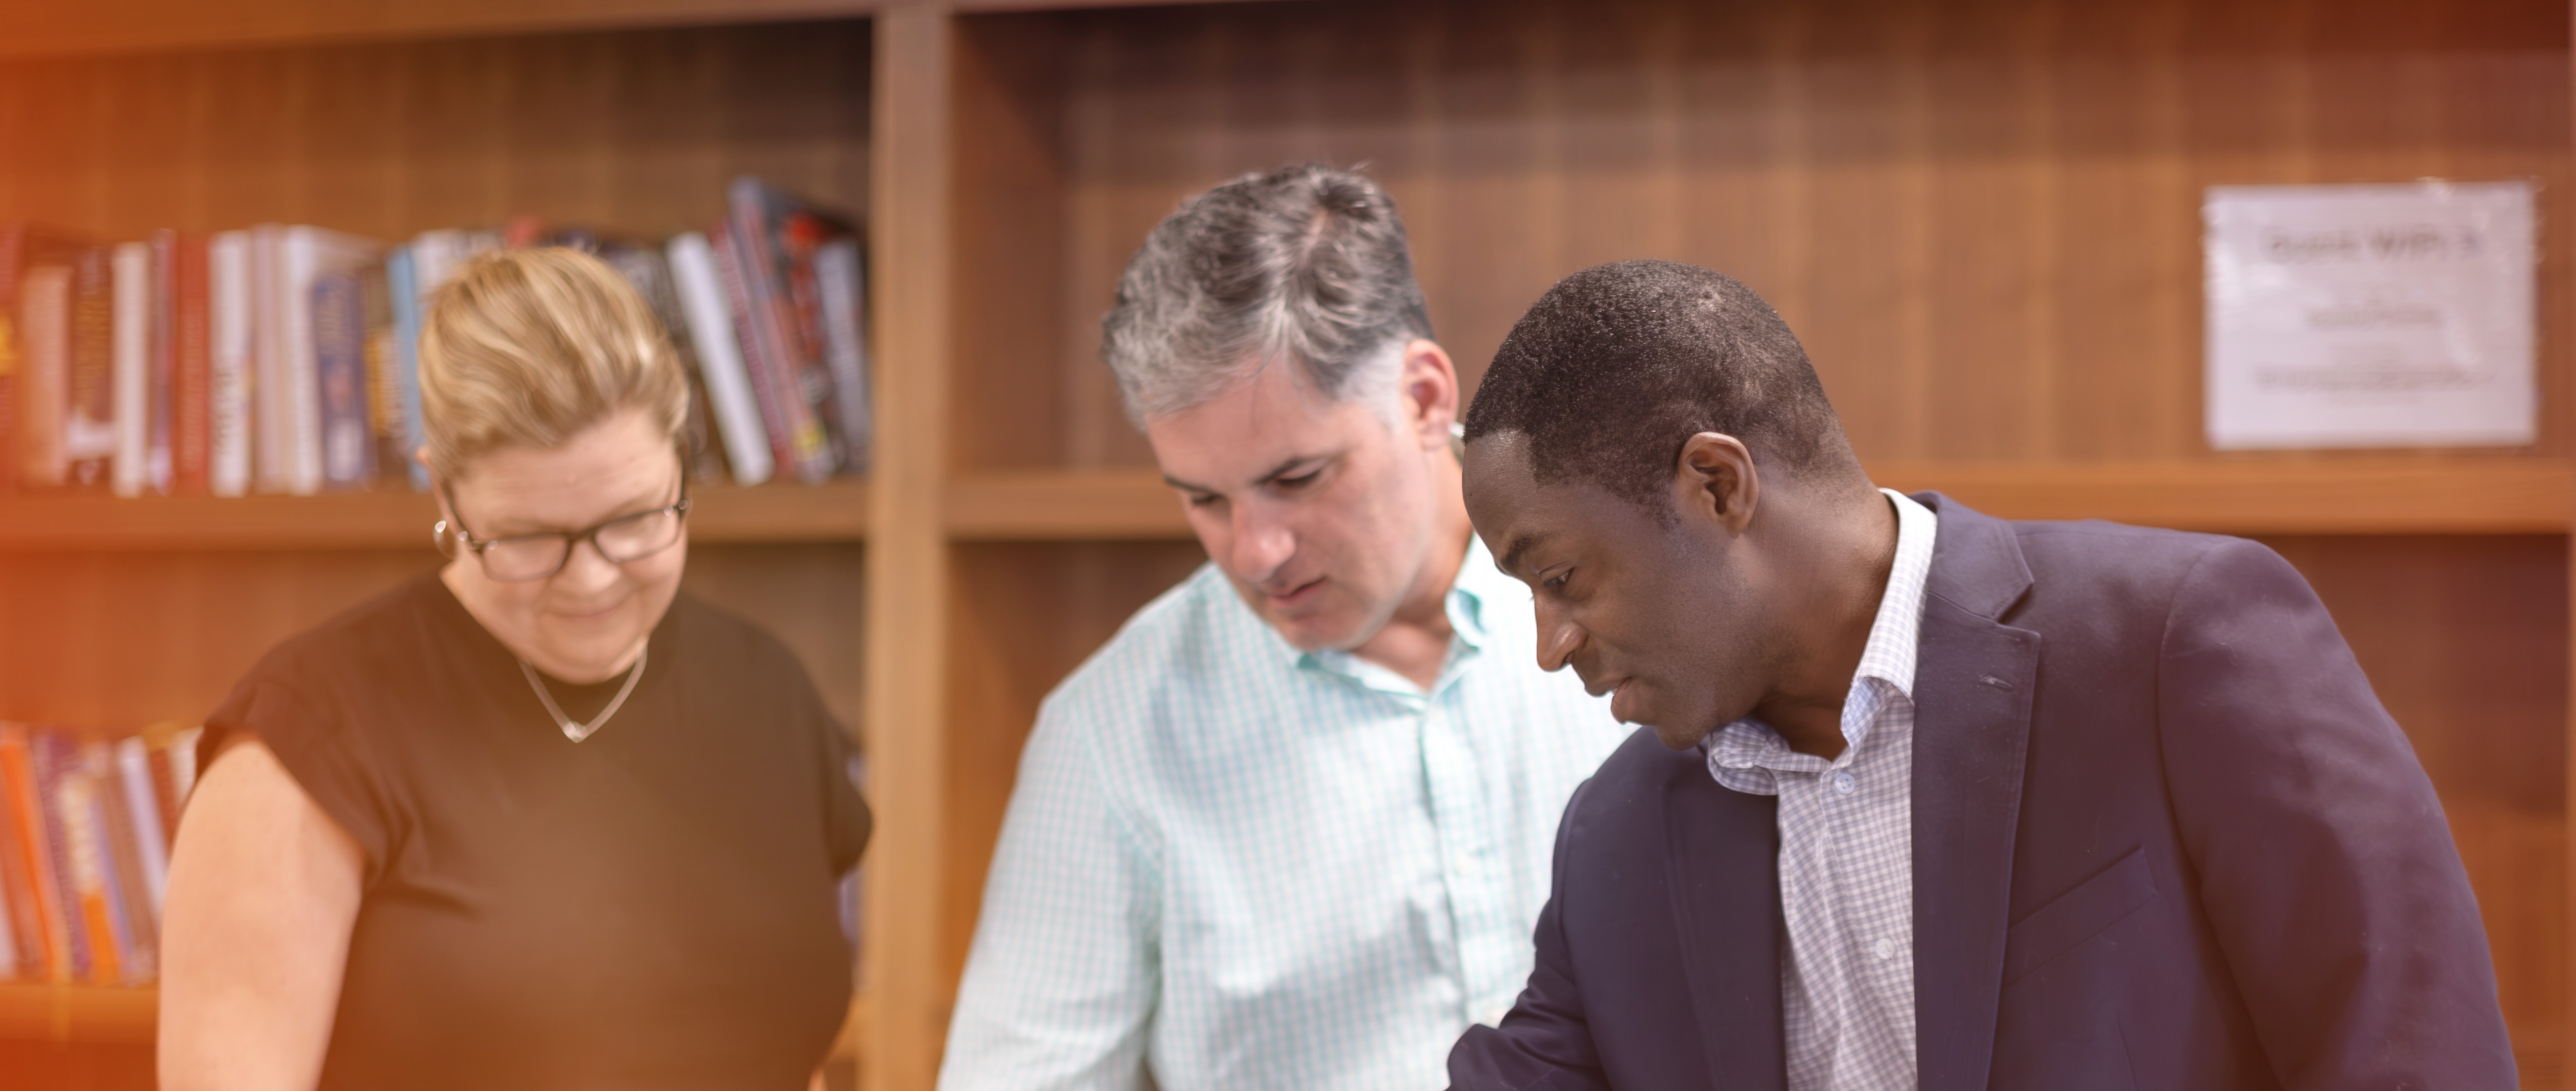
[1703,489,1939,791]
[1285,533,1502,698]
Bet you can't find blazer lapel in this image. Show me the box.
[1909,494,2042,1091]
[1664,759,1787,1089]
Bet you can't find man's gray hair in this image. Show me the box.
[1102,164,1434,422]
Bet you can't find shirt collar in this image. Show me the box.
[1280,533,1500,693]
[1700,489,1938,783]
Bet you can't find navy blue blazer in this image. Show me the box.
[1449,493,2513,1091]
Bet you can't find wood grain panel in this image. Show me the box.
[949,0,2571,472]
[0,19,872,243]
[2261,534,2569,1082]
[0,545,864,736]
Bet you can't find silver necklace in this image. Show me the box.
[517,646,648,743]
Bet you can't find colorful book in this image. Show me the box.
[148,230,175,494]
[173,234,212,495]
[725,179,836,482]
[313,271,374,491]
[0,727,70,981]
[55,762,127,985]
[712,222,799,479]
[812,236,870,473]
[270,227,384,495]
[669,231,772,485]
[384,246,428,491]
[67,247,114,487]
[0,753,39,977]
[17,266,71,489]
[112,738,169,920]
[360,263,404,484]
[208,231,253,496]
[27,730,93,982]
[0,226,86,493]
[110,242,151,497]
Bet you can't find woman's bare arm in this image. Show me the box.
[159,739,365,1091]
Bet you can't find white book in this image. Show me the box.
[667,232,773,485]
[209,232,253,497]
[110,241,151,498]
[274,226,383,496]
[250,225,286,493]
[112,738,169,918]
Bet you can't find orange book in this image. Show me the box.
[55,771,122,984]
[0,726,72,981]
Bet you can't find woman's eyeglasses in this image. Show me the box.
[436,485,691,582]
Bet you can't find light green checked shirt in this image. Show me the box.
[939,536,1631,1091]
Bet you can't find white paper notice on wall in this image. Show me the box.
[2204,180,2536,450]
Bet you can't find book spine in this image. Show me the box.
[0,729,69,981]
[55,768,125,985]
[0,225,19,494]
[89,745,152,981]
[665,233,772,486]
[813,237,871,473]
[28,731,92,982]
[711,224,797,480]
[208,232,253,497]
[359,263,401,486]
[18,267,69,488]
[148,230,175,494]
[314,272,373,491]
[385,247,428,491]
[110,242,150,497]
[0,751,33,977]
[728,187,833,482]
[250,226,286,494]
[146,742,180,849]
[173,235,211,495]
[69,247,113,486]
[113,738,168,920]
[772,213,845,474]
[281,230,324,495]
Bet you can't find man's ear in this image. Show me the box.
[1672,432,1759,535]
[1396,339,1461,451]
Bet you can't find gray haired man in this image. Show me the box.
[937,165,1631,1090]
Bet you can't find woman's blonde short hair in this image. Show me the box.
[419,247,689,481]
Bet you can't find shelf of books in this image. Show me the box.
[0,176,876,548]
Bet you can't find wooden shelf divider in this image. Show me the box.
[0,479,869,552]
[945,458,2576,541]
[0,984,156,1046]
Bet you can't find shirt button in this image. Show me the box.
[1833,772,1856,795]
[1874,939,1895,961]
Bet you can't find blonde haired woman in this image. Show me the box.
[159,249,870,1091]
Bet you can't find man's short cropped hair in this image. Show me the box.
[1102,163,1434,422]
[1464,260,1857,510]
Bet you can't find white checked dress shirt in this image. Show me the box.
[1701,489,1937,1091]
[940,536,1629,1091]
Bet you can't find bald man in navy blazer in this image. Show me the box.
[1448,261,2512,1091]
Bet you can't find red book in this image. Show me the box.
[173,234,211,494]
[0,726,72,981]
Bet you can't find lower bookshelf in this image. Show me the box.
[0,984,872,1061]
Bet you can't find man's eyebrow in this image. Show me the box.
[1496,532,1546,577]
[1163,453,1333,495]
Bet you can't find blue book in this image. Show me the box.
[385,247,429,491]
[313,272,374,491]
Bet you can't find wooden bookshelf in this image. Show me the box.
[3,1,2574,1090]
